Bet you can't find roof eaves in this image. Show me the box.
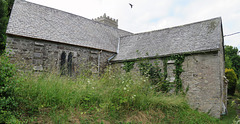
[111,48,220,63]
[7,33,117,53]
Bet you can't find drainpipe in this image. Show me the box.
[117,37,120,54]
[108,38,120,64]
[98,50,102,74]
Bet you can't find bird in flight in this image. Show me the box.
[129,3,133,8]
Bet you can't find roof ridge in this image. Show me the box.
[120,17,222,39]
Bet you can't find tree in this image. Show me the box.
[6,0,14,17]
[225,68,238,96]
[224,45,240,78]
[225,56,232,69]
[0,0,8,54]
[0,0,15,54]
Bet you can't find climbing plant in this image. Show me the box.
[135,54,185,94]
[169,54,185,94]
[122,61,135,72]
[137,58,170,92]
[163,59,168,80]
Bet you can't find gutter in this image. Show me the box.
[111,48,221,63]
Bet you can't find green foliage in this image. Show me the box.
[0,0,8,54]
[14,69,195,122]
[225,56,232,69]
[136,54,185,94]
[224,45,240,78]
[138,60,162,84]
[0,59,229,123]
[163,59,168,79]
[236,78,240,94]
[231,55,240,78]
[137,59,171,92]
[225,68,238,96]
[6,0,15,16]
[0,0,15,54]
[0,53,18,123]
[170,54,185,94]
[12,70,222,123]
[122,61,135,72]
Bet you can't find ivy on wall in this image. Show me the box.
[163,59,168,80]
[122,61,135,72]
[138,60,163,85]
[122,54,185,94]
[169,54,185,94]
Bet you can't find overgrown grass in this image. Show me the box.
[220,100,238,124]
[10,69,223,123]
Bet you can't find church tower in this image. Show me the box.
[93,13,118,28]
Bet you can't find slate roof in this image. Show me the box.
[112,17,223,62]
[6,0,132,53]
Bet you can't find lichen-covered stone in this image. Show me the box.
[6,35,115,75]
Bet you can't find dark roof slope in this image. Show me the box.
[6,0,132,52]
[112,17,223,61]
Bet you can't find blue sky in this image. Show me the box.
[27,0,240,50]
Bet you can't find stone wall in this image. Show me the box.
[113,51,225,118]
[6,34,225,118]
[6,35,115,75]
[181,52,223,118]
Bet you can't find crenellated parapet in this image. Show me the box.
[93,13,118,28]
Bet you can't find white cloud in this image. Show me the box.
[27,0,240,50]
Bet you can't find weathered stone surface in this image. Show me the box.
[33,53,42,58]
[6,35,115,75]
[33,65,43,71]
[35,42,44,46]
[114,51,225,118]
[180,52,223,118]
[167,60,175,64]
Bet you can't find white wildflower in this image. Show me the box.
[132,95,136,99]
[124,87,127,90]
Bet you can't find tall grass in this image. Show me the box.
[16,70,186,111]
[12,68,221,123]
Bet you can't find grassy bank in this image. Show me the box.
[0,53,236,123]
[5,69,222,123]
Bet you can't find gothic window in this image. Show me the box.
[60,51,66,75]
[67,52,73,76]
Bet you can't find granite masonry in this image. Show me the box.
[6,0,226,118]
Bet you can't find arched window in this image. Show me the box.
[67,52,73,76]
[60,51,66,75]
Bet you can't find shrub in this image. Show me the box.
[236,78,240,93]
[0,53,18,123]
[225,68,238,96]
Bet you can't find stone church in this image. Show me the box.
[6,0,226,118]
